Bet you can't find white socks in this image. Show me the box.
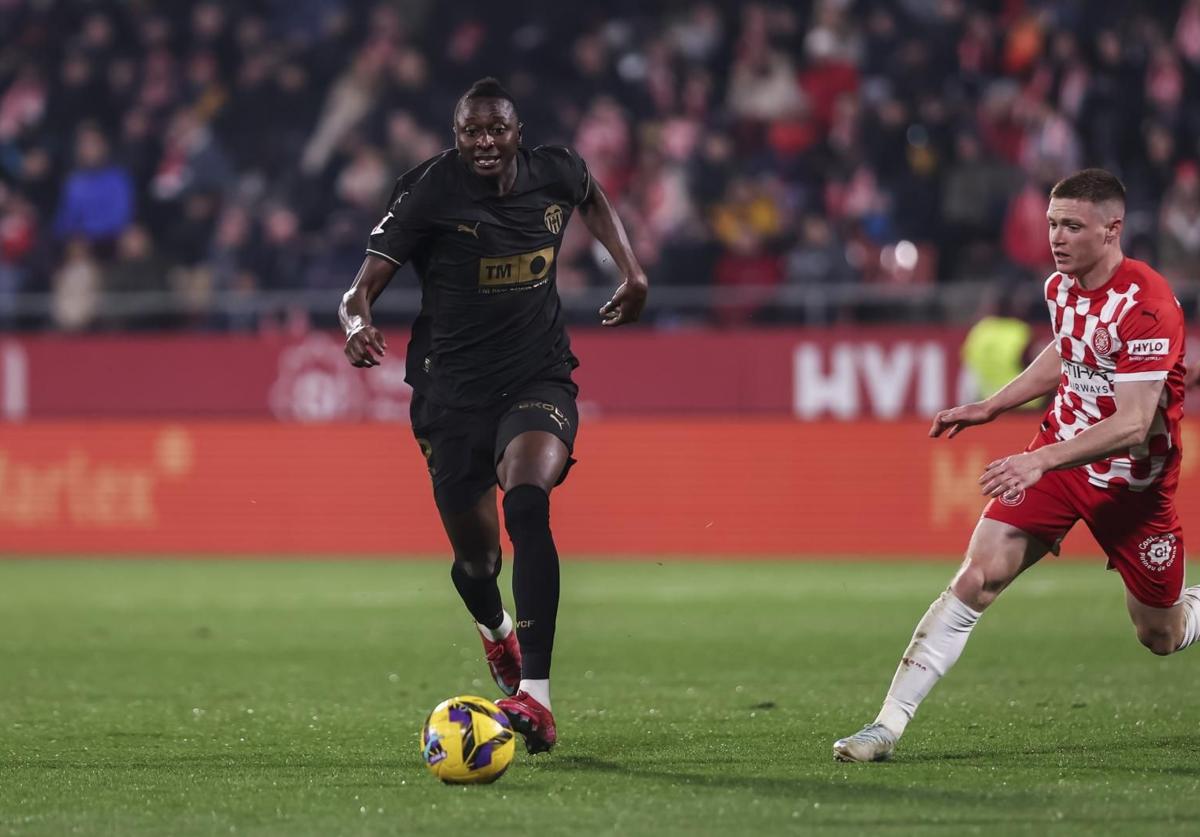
[868,583,1200,740]
[1175,587,1200,651]
[875,590,982,738]
[474,613,550,710]
[519,679,551,710]
[476,611,513,642]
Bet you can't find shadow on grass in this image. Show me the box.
[552,754,982,804]
[905,733,1200,769]
[536,754,1200,829]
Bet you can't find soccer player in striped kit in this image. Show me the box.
[834,168,1200,762]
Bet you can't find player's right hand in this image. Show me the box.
[930,401,995,438]
[345,325,387,368]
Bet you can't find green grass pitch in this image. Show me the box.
[2,558,1199,836]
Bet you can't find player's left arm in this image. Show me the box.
[577,180,648,327]
[981,380,1166,497]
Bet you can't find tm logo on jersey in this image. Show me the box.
[1128,338,1170,357]
[478,246,555,289]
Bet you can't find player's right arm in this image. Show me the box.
[340,166,437,368]
[930,341,1060,438]
[340,255,397,368]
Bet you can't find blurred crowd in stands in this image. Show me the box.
[2,0,1200,330]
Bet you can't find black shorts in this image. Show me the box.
[410,367,580,514]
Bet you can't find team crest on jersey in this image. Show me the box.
[544,204,563,234]
[999,488,1025,507]
[1137,534,1177,572]
[1092,328,1112,356]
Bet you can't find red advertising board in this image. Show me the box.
[3,418,1199,558]
[0,328,985,420]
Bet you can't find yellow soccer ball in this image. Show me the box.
[420,695,515,784]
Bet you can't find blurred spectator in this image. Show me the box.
[1124,121,1177,229]
[575,97,634,200]
[248,204,307,292]
[43,52,107,139]
[50,239,102,330]
[1159,162,1200,283]
[726,7,806,125]
[0,63,46,145]
[104,224,170,330]
[0,189,36,326]
[940,132,1016,280]
[151,110,234,204]
[301,43,390,176]
[1003,178,1055,279]
[710,175,787,324]
[207,204,258,330]
[960,286,1038,404]
[786,214,856,286]
[53,122,135,246]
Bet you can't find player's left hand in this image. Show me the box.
[599,273,648,326]
[979,451,1046,499]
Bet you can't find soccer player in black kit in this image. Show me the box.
[338,78,648,753]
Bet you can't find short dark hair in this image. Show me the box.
[455,77,518,118]
[1050,168,1126,206]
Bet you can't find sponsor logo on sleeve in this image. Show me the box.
[1127,338,1170,358]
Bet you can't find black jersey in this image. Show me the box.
[366,145,592,410]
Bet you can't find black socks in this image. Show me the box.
[450,554,504,630]
[503,485,559,680]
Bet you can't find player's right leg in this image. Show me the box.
[412,392,521,696]
[438,489,522,697]
[834,519,1049,762]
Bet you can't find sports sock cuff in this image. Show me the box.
[941,589,983,628]
[876,700,911,737]
[502,484,550,514]
[478,610,513,641]
[1177,588,1200,650]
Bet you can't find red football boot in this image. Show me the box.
[481,629,521,697]
[496,690,557,754]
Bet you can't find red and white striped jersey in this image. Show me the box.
[1041,258,1186,492]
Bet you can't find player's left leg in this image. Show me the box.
[489,376,580,753]
[497,430,570,697]
[1088,497,1200,656]
[412,391,522,696]
[1115,532,1200,656]
[494,429,571,752]
[1125,589,1200,655]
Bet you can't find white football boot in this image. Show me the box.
[833,722,897,762]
